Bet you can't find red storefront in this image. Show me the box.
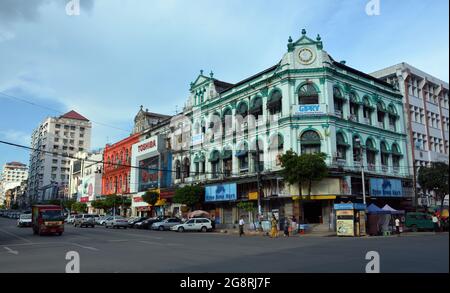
[102,133,140,196]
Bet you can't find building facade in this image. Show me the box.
[0,162,28,205]
[27,111,92,203]
[371,63,449,206]
[173,30,411,226]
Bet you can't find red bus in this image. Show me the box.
[32,205,65,236]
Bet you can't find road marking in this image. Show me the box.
[72,243,99,251]
[4,247,18,255]
[139,241,163,246]
[0,228,32,243]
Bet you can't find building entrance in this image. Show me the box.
[303,201,323,224]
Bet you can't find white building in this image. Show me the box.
[27,111,92,203]
[0,162,28,205]
[68,150,103,213]
[372,63,449,205]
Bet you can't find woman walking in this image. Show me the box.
[270,215,278,238]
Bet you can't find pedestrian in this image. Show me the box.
[395,217,401,236]
[211,216,216,231]
[284,217,290,237]
[432,214,439,233]
[291,216,297,235]
[239,216,245,237]
[270,215,278,238]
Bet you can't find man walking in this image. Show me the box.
[239,216,245,237]
[432,214,439,233]
[395,217,401,236]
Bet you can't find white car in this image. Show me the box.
[171,218,212,232]
[17,214,32,227]
[104,216,129,229]
[66,215,76,224]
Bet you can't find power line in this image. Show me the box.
[0,91,131,133]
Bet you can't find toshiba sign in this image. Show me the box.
[135,136,158,154]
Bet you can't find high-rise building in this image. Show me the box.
[371,63,449,205]
[0,162,28,205]
[27,110,92,202]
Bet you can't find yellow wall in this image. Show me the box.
[287,178,341,196]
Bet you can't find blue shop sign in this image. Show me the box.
[296,104,325,115]
[370,178,403,197]
[205,183,237,202]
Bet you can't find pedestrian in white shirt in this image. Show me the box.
[239,217,245,237]
[432,215,439,233]
[395,218,401,235]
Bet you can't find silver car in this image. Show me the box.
[73,214,96,228]
[17,214,32,227]
[151,218,182,231]
[104,216,128,229]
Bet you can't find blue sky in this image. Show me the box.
[0,0,449,168]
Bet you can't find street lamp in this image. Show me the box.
[355,137,366,205]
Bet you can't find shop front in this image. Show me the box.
[334,203,367,237]
[131,193,151,217]
[78,172,102,214]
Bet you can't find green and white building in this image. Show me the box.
[173,30,412,226]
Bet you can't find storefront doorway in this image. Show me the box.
[303,201,322,224]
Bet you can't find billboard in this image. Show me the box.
[138,156,160,192]
[295,104,325,115]
[205,183,237,202]
[369,178,403,197]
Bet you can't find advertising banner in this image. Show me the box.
[369,178,403,197]
[205,183,237,202]
[138,156,159,192]
[295,104,326,115]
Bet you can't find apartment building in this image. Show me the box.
[0,162,28,205]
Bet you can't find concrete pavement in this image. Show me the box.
[0,217,448,273]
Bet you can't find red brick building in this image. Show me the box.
[102,133,140,196]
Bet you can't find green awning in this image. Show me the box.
[221,149,232,160]
[194,154,205,163]
[267,91,282,107]
[209,151,220,162]
[235,150,248,157]
[249,97,263,114]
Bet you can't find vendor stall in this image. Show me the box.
[334,203,367,237]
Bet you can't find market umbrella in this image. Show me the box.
[367,203,386,214]
[381,204,404,214]
[188,210,211,219]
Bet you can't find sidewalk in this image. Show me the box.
[216,229,336,237]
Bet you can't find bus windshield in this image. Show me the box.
[41,210,64,221]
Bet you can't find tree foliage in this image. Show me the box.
[418,162,449,208]
[173,185,204,209]
[71,202,87,213]
[142,191,159,206]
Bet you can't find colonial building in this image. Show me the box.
[27,111,91,203]
[132,105,172,134]
[0,162,28,205]
[371,63,449,207]
[174,30,411,227]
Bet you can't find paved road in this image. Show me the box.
[0,217,448,273]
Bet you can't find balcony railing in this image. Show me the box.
[367,164,376,171]
[335,110,343,118]
[353,161,362,168]
[378,122,385,128]
[348,115,358,122]
[389,125,396,132]
[381,165,388,172]
[364,118,371,125]
[393,167,400,174]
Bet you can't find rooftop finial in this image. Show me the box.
[210,71,214,78]
[200,69,204,75]
[288,36,293,43]
[301,28,307,36]
[316,34,321,41]
[140,105,143,110]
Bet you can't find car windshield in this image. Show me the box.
[20,214,31,219]
[41,210,64,221]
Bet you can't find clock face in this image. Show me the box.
[298,48,315,65]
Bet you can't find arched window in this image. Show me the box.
[391,143,402,173]
[222,108,233,135]
[209,150,221,178]
[249,96,263,118]
[175,160,181,180]
[333,87,345,117]
[366,139,377,170]
[349,92,359,122]
[118,175,122,193]
[106,178,109,193]
[236,142,249,174]
[183,158,190,179]
[380,142,389,170]
[362,96,373,125]
[336,132,348,160]
[268,90,282,115]
[236,102,248,118]
[353,136,362,162]
[298,83,319,105]
[300,130,321,154]
[221,147,233,177]
[123,174,127,192]
[125,149,129,164]
[251,138,264,173]
[377,102,386,128]
[387,104,398,131]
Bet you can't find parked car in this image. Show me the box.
[171,218,212,232]
[17,213,32,227]
[405,212,434,232]
[73,214,96,228]
[104,216,129,229]
[129,217,148,228]
[135,216,166,230]
[66,214,77,224]
[151,218,182,231]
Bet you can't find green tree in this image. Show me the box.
[173,185,204,210]
[279,151,329,221]
[71,202,88,213]
[237,201,257,229]
[418,162,449,209]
